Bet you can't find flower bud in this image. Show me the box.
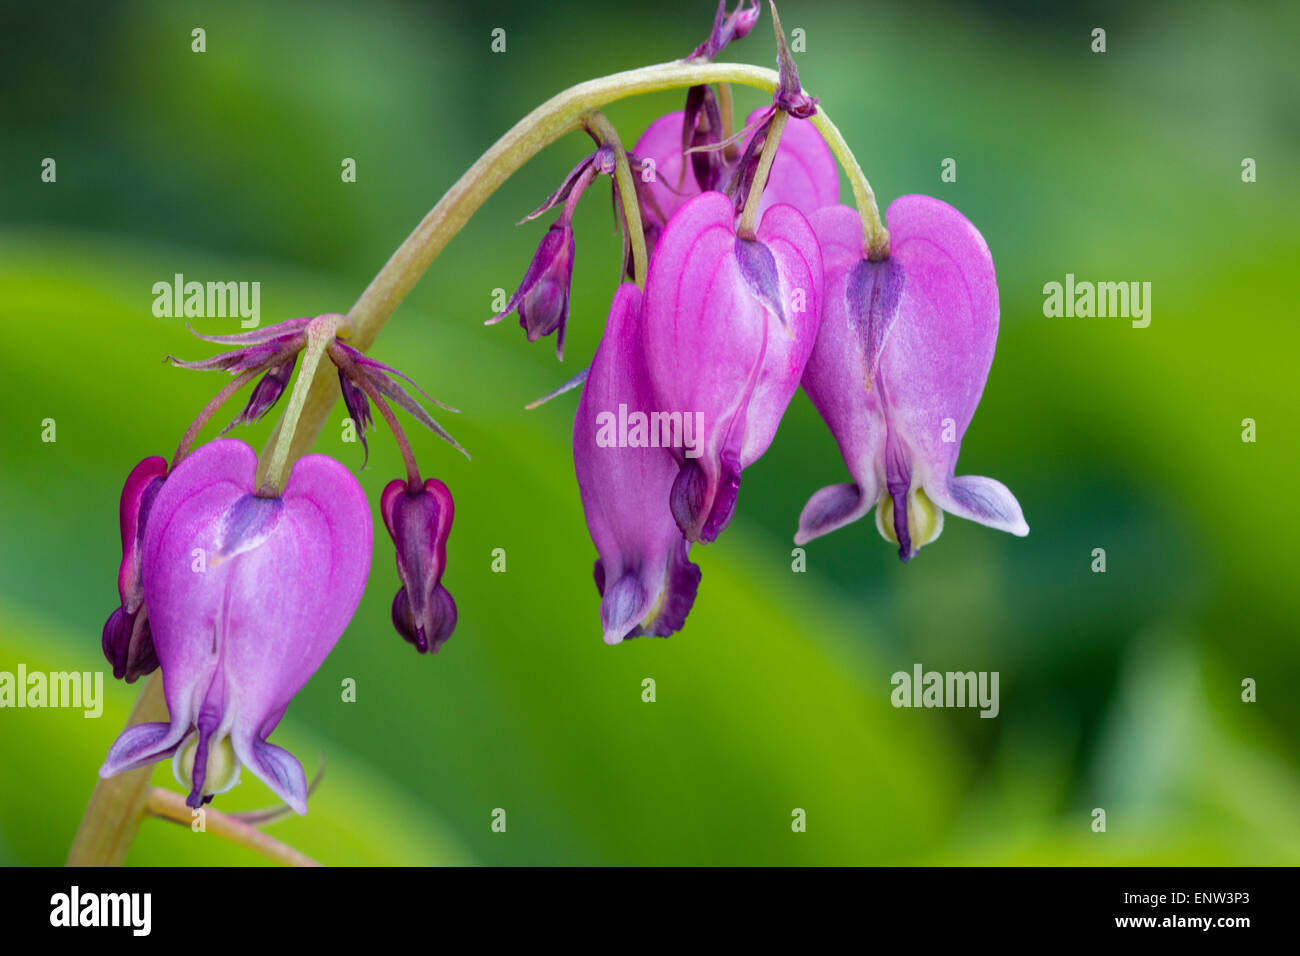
[381,477,457,654]
[487,225,576,360]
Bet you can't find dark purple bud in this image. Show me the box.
[102,455,167,682]
[381,478,457,654]
[486,224,576,360]
[682,85,726,193]
[338,367,373,465]
[223,354,297,432]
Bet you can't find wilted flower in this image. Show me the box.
[488,147,618,360]
[224,354,297,431]
[685,0,760,61]
[99,439,372,813]
[574,283,701,643]
[101,455,168,683]
[796,197,1028,560]
[327,339,465,461]
[488,224,576,358]
[381,477,457,654]
[641,191,823,543]
[167,317,311,376]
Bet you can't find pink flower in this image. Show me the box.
[796,197,1028,560]
[99,439,372,813]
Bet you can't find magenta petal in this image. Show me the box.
[741,108,839,218]
[796,206,884,544]
[100,438,372,814]
[574,283,700,644]
[632,111,697,230]
[876,195,1025,536]
[797,197,1027,554]
[642,192,823,543]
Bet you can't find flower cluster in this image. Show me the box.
[98,314,464,813]
[493,1,1028,643]
[94,0,1029,822]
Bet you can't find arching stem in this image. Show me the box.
[258,60,887,472]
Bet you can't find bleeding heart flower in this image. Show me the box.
[796,196,1028,560]
[98,439,372,814]
[641,190,823,543]
[574,283,701,644]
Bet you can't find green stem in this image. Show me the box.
[257,60,887,470]
[67,672,167,866]
[736,109,789,239]
[256,313,347,495]
[809,109,890,259]
[717,81,738,157]
[585,110,647,289]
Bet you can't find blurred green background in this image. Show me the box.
[1,0,1297,865]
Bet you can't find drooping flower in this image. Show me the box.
[574,283,701,643]
[99,439,372,814]
[641,190,823,543]
[101,455,168,683]
[381,477,457,654]
[796,197,1028,560]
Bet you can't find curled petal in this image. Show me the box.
[185,317,312,346]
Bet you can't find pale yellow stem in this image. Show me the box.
[67,672,167,866]
[146,788,322,867]
[737,109,789,239]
